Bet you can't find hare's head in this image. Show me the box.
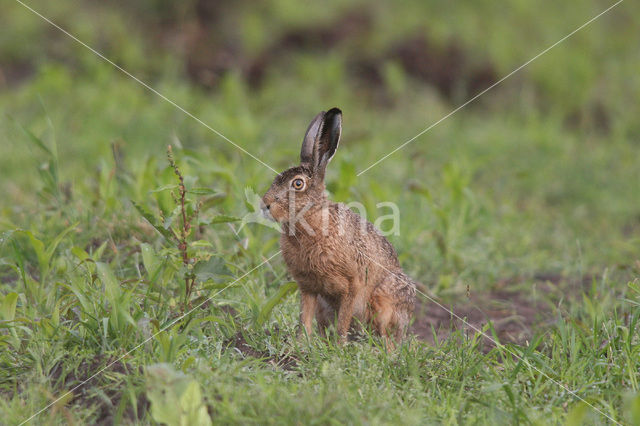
[262,108,342,223]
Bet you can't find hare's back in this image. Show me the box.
[330,203,402,271]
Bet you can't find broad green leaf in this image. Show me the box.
[96,262,120,302]
[151,184,178,193]
[188,187,219,195]
[201,282,234,290]
[193,257,231,283]
[244,187,261,212]
[51,299,60,327]
[44,222,79,265]
[190,240,212,248]
[166,205,183,230]
[180,381,212,426]
[200,215,240,225]
[93,241,108,261]
[141,243,162,280]
[58,281,92,313]
[628,393,640,425]
[565,402,589,426]
[132,201,175,240]
[71,246,90,261]
[26,232,47,277]
[0,293,18,321]
[146,363,212,426]
[18,223,78,281]
[200,192,227,209]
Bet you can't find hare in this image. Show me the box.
[262,108,416,346]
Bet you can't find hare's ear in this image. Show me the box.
[313,107,342,181]
[300,111,325,166]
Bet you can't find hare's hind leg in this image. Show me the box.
[393,310,411,342]
[370,292,396,350]
[315,295,335,338]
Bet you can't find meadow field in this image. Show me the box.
[1,0,639,424]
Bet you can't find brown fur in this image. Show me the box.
[262,108,416,346]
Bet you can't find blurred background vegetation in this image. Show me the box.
[1,0,639,423]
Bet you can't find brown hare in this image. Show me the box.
[262,108,416,346]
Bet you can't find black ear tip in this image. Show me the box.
[326,107,342,116]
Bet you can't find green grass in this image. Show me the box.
[1,0,639,424]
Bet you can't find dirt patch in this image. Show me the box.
[6,1,500,102]
[412,290,553,352]
[246,25,498,101]
[228,331,266,359]
[0,62,35,88]
[411,274,595,350]
[168,5,498,100]
[388,34,497,100]
[50,355,148,425]
[226,331,300,372]
[245,11,372,87]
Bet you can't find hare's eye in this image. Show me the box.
[291,178,305,190]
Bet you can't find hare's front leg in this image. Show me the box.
[336,294,356,343]
[299,291,318,337]
[315,295,335,338]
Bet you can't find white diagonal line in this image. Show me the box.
[355,248,621,425]
[357,0,624,176]
[19,250,282,425]
[13,0,278,174]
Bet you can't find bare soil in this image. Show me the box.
[228,331,300,372]
[49,355,148,425]
[411,274,594,351]
[411,290,552,351]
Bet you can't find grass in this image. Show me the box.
[1,0,639,424]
